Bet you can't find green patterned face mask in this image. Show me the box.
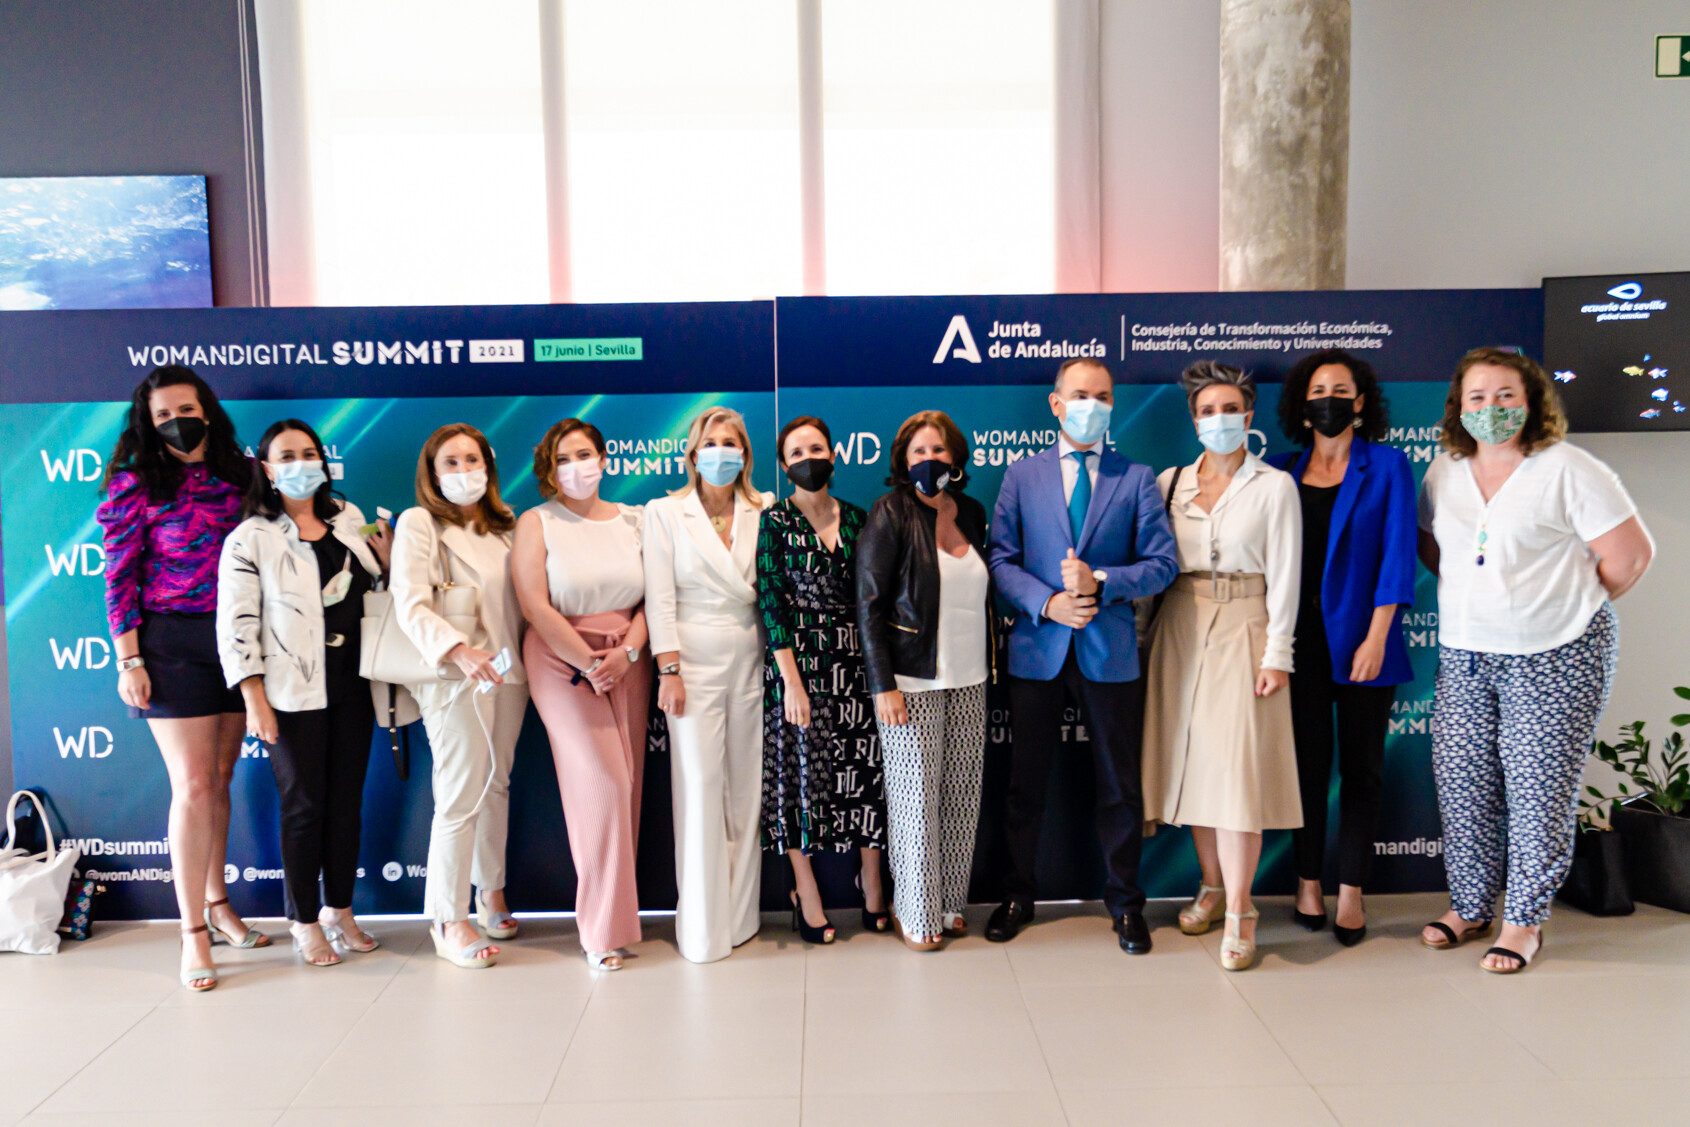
[1460,405,1527,446]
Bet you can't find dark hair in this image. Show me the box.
[533,418,607,501]
[1179,360,1255,414]
[1277,349,1390,444]
[102,365,251,501]
[777,415,832,464]
[244,419,344,523]
[886,410,969,491]
[1054,357,1112,391]
[1439,346,1568,459]
[415,423,516,534]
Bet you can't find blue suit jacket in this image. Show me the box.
[988,445,1178,683]
[1268,437,1417,686]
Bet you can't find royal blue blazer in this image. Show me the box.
[1268,437,1417,687]
[988,445,1178,683]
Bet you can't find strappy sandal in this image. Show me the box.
[1220,908,1259,972]
[1481,933,1543,975]
[1178,883,1226,936]
[585,950,624,971]
[476,889,519,940]
[180,924,218,992]
[941,911,968,938]
[432,922,499,969]
[205,897,272,948]
[291,922,342,968]
[320,911,380,953]
[1421,917,1493,950]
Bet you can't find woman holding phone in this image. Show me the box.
[392,423,528,969]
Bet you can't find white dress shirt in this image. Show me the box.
[1157,451,1301,672]
[1058,433,1103,502]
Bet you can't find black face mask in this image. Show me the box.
[785,457,834,493]
[1304,396,1357,439]
[907,458,952,497]
[156,415,208,454]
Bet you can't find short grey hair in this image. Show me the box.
[1054,357,1113,391]
[1179,361,1255,415]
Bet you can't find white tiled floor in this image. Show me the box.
[2,893,1686,1126]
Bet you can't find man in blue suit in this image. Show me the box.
[986,358,1179,953]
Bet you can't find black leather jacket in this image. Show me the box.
[856,484,996,696]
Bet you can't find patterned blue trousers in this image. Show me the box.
[1431,604,1618,928]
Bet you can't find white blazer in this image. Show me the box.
[390,507,525,676]
[643,490,772,655]
[217,502,382,712]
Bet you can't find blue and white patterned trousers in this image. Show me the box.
[1431,603,1618,928]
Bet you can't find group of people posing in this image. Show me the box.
[97,343,1652,992]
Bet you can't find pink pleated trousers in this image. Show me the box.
[525,609,650,953]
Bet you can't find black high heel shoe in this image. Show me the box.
[855,865,890,933]
[790,892,836,945]
[1291,907,1328,931]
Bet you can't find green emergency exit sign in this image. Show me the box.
[1658,35,1690,78]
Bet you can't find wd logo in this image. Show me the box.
[932,315,982,364]
[42,449,105,482]
[44,544,107,577]
[54,726,114,759]
[51,638,113,670]
[832,433,882,465]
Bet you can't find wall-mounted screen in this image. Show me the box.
[0,174,212,311]
[1543,271,1690,432]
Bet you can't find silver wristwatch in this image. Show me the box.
[659,662,680,676]
[117,655,145,673]
[624,643,641,664]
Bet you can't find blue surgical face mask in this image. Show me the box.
[267,459,327,501]
[1060,397,1111,446]
[1196,413,1248,455]
[695,446,745,488]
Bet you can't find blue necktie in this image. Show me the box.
[1068,450,1092,543]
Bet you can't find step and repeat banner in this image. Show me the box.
[0,289,1539,918]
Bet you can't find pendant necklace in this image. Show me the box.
[1475,503,1490,566]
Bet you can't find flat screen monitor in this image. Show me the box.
[0,174,212,311]
[1542,271,1690,432]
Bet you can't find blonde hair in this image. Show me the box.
[672,406,761,506]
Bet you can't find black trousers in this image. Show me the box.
[268,693,376,922]
[1004,649,1145,916]
[1288,664,1395,888]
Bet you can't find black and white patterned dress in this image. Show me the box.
[756,498,885,854]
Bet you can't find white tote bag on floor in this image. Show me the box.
[0,790,80,955]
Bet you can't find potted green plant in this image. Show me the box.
[1583,688,1690,914]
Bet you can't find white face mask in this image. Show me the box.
[439,468,488,506]
[555,460,603,501]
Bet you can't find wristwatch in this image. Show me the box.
[1091,569,1108,601]
[659,662,680,676]
[624,643,641,664]
[117,655,145,672]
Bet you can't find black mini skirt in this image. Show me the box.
[130,611,244,720]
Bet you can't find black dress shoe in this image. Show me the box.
[1333,922,1366,947]
[985,900,1034,943]
[1291,908,1328,931]
[1113,911,1152,955]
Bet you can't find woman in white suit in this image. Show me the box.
[645,406,772,963]
[392,423,529,969]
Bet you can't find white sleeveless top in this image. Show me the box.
[536,500,646,616]
[896,545,990,693]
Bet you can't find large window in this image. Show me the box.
[263,0,1057,304]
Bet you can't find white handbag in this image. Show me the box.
[359,526,480,687]
[0,790,80,955]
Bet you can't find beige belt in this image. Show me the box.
[1172,571,1266,603]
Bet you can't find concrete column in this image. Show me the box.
[1219,0,1349,291]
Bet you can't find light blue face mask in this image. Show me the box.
[267,459,327,500]
[695,446,745,487]
[1196,413,1248,454]
[1060,397,1112,446]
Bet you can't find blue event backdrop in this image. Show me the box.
[0,289,1540,919]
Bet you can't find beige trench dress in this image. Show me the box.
[1141,453,1303,833]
